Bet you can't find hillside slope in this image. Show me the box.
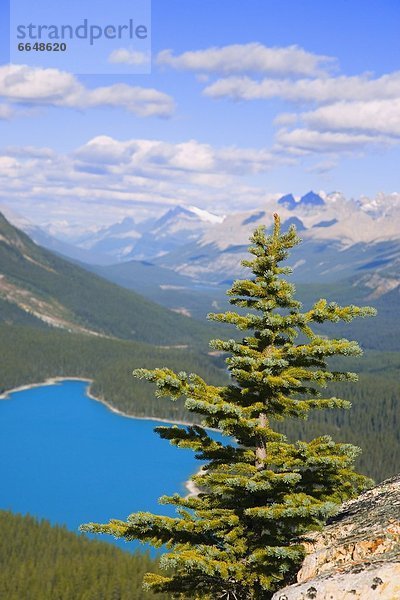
[0,510,168,600]
[0,212,215,347]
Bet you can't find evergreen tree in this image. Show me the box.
[82,215,376,599]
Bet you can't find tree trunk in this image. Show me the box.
[255,412,267,470]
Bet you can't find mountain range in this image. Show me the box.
[150,191,400,285]
[4,191,399,286]
[2,191,399,329]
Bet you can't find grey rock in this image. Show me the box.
[272,475,400,600]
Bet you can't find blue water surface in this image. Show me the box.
[0,380,216,552]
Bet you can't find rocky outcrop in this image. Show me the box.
[272,475,400,600]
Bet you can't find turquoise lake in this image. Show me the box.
[0,379,212,552]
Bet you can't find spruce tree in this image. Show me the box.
[82,215,376,599]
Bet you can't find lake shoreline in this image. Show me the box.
[0,376,206,495]
[1,376,197,426]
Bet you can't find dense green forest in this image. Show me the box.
[0,324,398,482]
[0,511,169,600]
[0,324,225,423]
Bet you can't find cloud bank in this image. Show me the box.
[0,64,175,118]
[0,135,288,231]
[157,43,334,76]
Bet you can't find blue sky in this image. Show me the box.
[0,0,399,234]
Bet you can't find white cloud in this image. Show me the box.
[273,112,299,126]
[204,72,400,103]
[0,64,174,117]
[275,128,393,154]
[108,49,149,66]
[5,145,55,159]
[157,43,334,76]
[0,155,19,173]
[73,136,132,165]
[75,135,285,176]
[274,97,400,154]
[302,98,400,137]
[78,84,174,117]
[0,64,81,101]
[306,160,338,174]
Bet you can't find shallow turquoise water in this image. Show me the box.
[0,380,210,551]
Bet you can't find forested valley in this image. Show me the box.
[1,323,399,482]
[0,511,169,600]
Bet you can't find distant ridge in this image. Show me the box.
[0,211,213,346]
[277,191,325,210]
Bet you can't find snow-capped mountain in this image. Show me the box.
[152,191,400,285]
[71,205,225,262]
[131,205,224,259]
[357,192,400,217]
[196,191,399,251]
[186,206,225,224]
[2,194,399,288]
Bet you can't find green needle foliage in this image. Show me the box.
[82,215,376,599]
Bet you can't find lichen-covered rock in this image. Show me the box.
[272,475,400,600]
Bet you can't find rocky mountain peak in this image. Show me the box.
[277,191,326,211]
[300,191,325,207]
[156,205,194,224]
[278,193,297,210]
[106,216,136,235]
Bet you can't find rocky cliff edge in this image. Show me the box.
[272,475,400,600]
